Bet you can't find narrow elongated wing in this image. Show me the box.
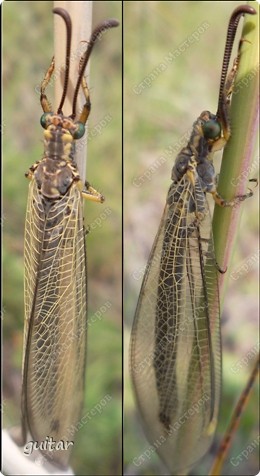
[22,178,87,468]
[130,172,221,473]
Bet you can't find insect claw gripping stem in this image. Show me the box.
[211,189,254,208]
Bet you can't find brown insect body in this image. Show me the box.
[21,9,119,468]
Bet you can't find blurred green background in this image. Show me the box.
[124,2,258,476]
[3,1,122,475]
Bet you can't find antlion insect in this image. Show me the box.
[130,5,256,474]
[21,8,118,468]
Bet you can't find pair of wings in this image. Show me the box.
[130,172,221,473]
[22,177,87,468]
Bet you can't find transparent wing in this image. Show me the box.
[130,173,221,473]
[22,178,87,468]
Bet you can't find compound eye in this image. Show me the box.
[202,119,221,139]
[72,122,85,139]
[40,112,53,129]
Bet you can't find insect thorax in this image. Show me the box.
[30,113,82,199]
[171,110,220,192]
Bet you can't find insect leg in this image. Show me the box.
[71,19,119,120]
[218,43,241,144]
[211,188,253,208]
[211,45,242,154]
[81,181,105,203]
[77,54,91,126]
[40,57,55,113]
[209,175,256,208]
[25,161,40,181]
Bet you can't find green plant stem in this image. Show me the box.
[212,1,259,310]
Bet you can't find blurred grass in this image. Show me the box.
[124,2,258,476]
[3,1,122,475]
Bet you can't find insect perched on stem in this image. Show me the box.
[130,5,256,474]
[21,8,118,468]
